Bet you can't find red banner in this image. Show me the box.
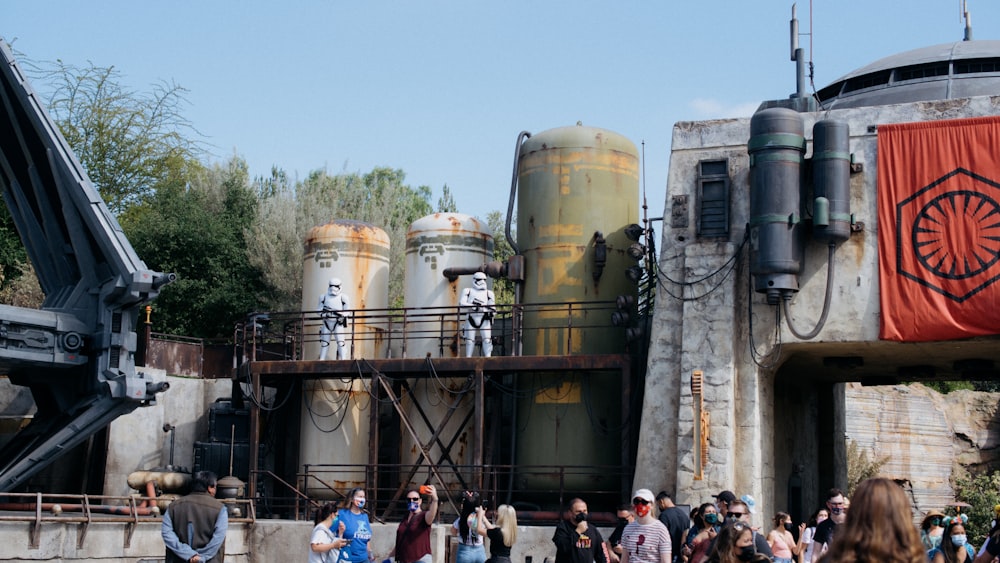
[878,116,1000,341]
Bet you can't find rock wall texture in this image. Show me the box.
[845,382,1000,511]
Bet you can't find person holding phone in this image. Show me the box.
[390,485,440,563]
[311,502,349,563]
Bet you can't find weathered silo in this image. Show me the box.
[513,124,639,493]
[299,219,389,498]
[403,213,494,358]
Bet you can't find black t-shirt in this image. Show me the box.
[488,527,511,558]
[659,507,690,561]
[813,518,837,548]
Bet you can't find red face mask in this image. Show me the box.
[634,503,651,517]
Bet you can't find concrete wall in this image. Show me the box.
[0,520,606,563]
[105,369,235,497]
[636,95,1000,524]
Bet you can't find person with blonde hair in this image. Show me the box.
[816,477,925,563]
[477,504,518,563]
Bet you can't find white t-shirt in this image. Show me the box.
[310,523,340,563]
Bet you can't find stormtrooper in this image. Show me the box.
[318,277,350,360]
[460,271,496,357]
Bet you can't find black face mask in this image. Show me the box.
[784,523,793,532]
[737,546,756,562]
[617,518,629,527]
[575,512,588,523]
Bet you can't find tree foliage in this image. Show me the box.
[846,439,889,498]
[249,166,438,312]
[121,157,269,338]
[37,59,203,215]
[953,469,1000,546]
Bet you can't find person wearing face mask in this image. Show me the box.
[720,500,772,559]
[810,488,847,558]
[686,503,722,563]
[390,485,439,563]
[930,516,974,563]
[553,497,608,563]
[609,503,635,563]
[818,478,926,563]
[922,510,947,552]
[800,509,828,563]
[705,522,769,563]
[621,489,672,563]
[311,502,349,563]
[766,512,803,563]
[340,487,374,563]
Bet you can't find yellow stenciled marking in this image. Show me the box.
[535,381,581,404]
[538,224,583,238]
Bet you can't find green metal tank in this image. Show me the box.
[514,124,638,495]
[517,123,640,355]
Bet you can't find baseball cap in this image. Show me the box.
[713,490,737,504]
[740,494,757,514]
[633,489,655,503]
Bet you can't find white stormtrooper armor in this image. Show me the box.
[460,272,496,357]
[318,278,350,360]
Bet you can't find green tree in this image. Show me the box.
[485,210,516,306]
[251,166,438,311]
[437,184,457,212]
[37,59,203,215]
[953,469,1000,545]
[846,439,889,497]
[123,156,269,337]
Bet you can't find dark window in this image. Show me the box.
[697,160,729,238]
[894,62,949,82]
[954,57,1000,74]
[817,81,844,103]
[842,69,892,93]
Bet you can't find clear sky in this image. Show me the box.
[5,1,1000,223]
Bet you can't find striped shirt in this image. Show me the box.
[620,520,672,563]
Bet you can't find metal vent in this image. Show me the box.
[697,160,730,238]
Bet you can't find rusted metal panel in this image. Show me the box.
[145,338,202,377]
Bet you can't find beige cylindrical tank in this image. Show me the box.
[300,219,389,498]
[516,124,639,355]
[400,213,492,496]
[403,213,494,358]
[301,220,390,360]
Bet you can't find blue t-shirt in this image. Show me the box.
[339,510,373,563]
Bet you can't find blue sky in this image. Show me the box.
[5,1,1000,222]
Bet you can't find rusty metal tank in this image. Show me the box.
[399,213,493,495]
[301,219,391,360]
[403,212,494,358]
[299,219,389,498]
[516,123,640,355]
[514,124,638,492]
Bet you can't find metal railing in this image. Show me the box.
[254,463,634,524]
[235,300,628,362]
[0,491,254,549]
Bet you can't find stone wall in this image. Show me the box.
[845,382,1000,511]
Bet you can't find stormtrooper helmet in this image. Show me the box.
[328,278,342,294]
[473,272,487,287]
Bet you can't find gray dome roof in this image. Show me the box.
[816,40,1000,109]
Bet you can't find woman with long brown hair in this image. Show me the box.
[817,478,925,563]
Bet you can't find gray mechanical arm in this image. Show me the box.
[0,38,173,491]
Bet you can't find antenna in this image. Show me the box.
[790,4,806,98]
[963,0,973,41]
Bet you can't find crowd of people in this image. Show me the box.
[289,478,994,563]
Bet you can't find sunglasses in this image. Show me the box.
[728,512,746,517]
[407,497,421,501]
[633,498,652,505]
